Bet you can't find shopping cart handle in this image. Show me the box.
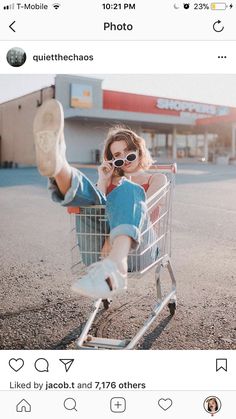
[150,163,177,173]
[67,207,80,214]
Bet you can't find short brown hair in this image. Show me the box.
[103,126,153,175]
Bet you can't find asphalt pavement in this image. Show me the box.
[0,163,235,349]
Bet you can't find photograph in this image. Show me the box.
[0,74,235,350]
[204,396,221,416]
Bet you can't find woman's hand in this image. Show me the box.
[98,161,114,183]
[97,161,114,194]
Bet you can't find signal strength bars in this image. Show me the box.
[3,2,61,10]
[3,3,14,9]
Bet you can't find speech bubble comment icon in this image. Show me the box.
[64,398,77,411]
[34,358,49,372]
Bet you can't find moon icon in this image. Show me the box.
[174,3,180,8]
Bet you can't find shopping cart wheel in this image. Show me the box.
[102,299,112,310]
[168,302,176,316]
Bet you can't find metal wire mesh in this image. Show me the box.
[70,167,175,279]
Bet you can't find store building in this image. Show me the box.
[1,74,236,166]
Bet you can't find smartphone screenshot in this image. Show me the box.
[0,1,235,418]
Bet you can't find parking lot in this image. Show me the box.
[0,162,235,349]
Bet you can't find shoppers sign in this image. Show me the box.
[156,98,229,116]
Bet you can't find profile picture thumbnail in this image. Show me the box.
[6,47,27,67]
[204,396,221,416]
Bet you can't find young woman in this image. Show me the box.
[207,398,219,414]
[33,99,167,300]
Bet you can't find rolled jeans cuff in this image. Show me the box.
[48,167,80,206]
[110,224,141,250]
[49,167,106,206]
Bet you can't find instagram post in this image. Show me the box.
[0,73,236,351]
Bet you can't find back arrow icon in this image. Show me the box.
[9,21,16,32]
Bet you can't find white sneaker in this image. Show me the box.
[33,99,66,177]
[71,259,127,299]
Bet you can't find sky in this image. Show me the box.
[1,74,236,107]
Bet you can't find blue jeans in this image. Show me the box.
[49,168,158,271]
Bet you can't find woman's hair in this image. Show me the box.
[207,398,218,412]
[103,126,154,176]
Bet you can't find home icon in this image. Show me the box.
[16,399,31,413]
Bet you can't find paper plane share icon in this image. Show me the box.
[59,359,74,372]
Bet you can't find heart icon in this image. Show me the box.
[9,358,24,372]
[158,398,173,411]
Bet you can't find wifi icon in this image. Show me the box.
[52,3,60,9]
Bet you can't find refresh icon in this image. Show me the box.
[213,20,224,32]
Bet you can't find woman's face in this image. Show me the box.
[208,399,217,411]
[110,140,141,174]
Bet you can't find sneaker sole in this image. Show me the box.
[71,282,98,299]
[34,130,62,176]
[71,279,127,300]
[33,99,64,176]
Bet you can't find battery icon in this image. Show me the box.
[211,2,227,9]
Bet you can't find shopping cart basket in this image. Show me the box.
[68,163,177,349]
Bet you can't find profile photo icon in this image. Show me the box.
[204,396,221,416]
[6,47,27,67]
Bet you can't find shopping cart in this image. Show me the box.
[68,163,177,349]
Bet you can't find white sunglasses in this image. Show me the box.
[108,151,138,168]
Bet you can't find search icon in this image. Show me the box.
[64,398,77,411]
